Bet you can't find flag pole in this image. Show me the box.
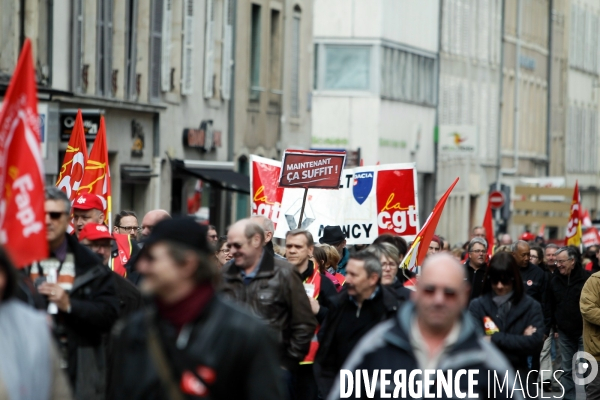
[297,187,309,229]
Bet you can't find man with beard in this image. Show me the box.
[313,252,401,397]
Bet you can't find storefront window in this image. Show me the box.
[322,45,371,91]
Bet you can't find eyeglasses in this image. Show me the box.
[208,235,218,240]
[422,284,457,299]
[470,249,486,254]
[46,211,67,220]
[219,248,230,254]
[556,258,573,265]
[490,276,514,285]
[530,255,539,259]
[381,262,398,270]
[117,225,141,233]
[228,241,247,250]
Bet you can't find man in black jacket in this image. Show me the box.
[110,217,284,400]
[286,229,338,400]
[30,188,120,400]
[464,237,487,302]
[545,246,591,400]
[328,253,521,400]
[513,240,547,304]
[313,252,402,397]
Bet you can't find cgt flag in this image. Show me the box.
[0,39,48,267]
[402,178,459,272]
[77,116,112,227]
[566,181,582,247]
[56,109,88,200]
[483,199,494,257]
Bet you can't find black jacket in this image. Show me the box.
[389,277,413,301]
[520,262,547,305]
[326,302,521,400]
[299,261,339,324]
[28,234,120,400]
[545,264,591,338]
[314,285,402,396]
[469,292,545,371]
[465,259,486,302]
[110,295,284,400]
[220,251,317,370]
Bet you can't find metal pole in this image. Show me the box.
[496,0,506,192]
[297,187,308,229]
[513,0,522,172]
[546,0,554,176]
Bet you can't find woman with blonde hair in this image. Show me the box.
[364,243,411,301]
[317,244,345,288]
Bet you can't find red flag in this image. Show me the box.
[402,178,459,271]
[0,39,48,267]
[56,110,88,200]
[77,116,112,227]
[565,181,582,247]
[483,200,494,257]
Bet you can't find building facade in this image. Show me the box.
[311,0,439,225]
[0,0,234,231]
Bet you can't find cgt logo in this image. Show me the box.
[573,351,598,385]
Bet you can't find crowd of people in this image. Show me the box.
[2,189,600,399]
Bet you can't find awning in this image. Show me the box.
[121,164,157,184]
[171,159,250,194]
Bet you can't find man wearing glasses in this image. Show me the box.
[545,246,591,400]
[27,188,119,399]
[113,210,141,240]
[464,237,488,302]
[328,253,519,400]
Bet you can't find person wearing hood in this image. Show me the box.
[545,246,591,400]
[469,252,544,385]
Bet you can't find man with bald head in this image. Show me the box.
[220,219,316,376]
[500,233,513,246]
[512,240,547,305]
[140,209,171,240]
[329,254,520,400]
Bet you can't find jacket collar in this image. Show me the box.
[477,292,530,327]
[223,248,276,280]
[299,260,315,281]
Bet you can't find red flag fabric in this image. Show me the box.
[111,233,133,277]
[0,39,48,267]
[77,116,112,227]
[56,110,88,200]
[565,181,582,247]
[402,178,459,271]
[483,200,494,257]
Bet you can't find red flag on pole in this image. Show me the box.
[402,177,459,271]
[566,181,582,247]
[56,110,88,199]
[0,39,48,267]
[483,200,494,257]
[77,116,112,227]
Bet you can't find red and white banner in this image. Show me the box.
[250,156,285,229]
[0,39,48,267]
[566,181,582,247]
[260,161,419,244]
[583,227,600,248]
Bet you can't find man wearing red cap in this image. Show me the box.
[79,223,114,266]
[72,193,106,237]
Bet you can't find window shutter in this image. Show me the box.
[125,0,139,99]
[97,0,105,95]
[221,0,233,100]
[72,0,84,92]
[149,0,164,101]
[204,0,215,98]
[161,0,172,92]
[104,0,114,97]
[290,14,301,116]
[181,0,194,95]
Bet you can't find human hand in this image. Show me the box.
[308,296,320,315]
[554,332,559,339]
[38,283,70,312]
[523,325,537,336]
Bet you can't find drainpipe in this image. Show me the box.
[512,0,522,174]
[225,0,238,227]
[434,0,442,200]
[546,0,553,176]
[496,0,506,191]
[153,113,161,210]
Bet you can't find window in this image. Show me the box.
[97,0,113,97]
[125,0,138,99]
[181,0,194,95]
[250,4,262,100]
[570,4,599,74]
[72,0,84,93]
[221,0,234,99]
[269,9,282,93]
[381,46,436,106]
[161,0,172,92]
[149,0,164,101]
[203,0,215,98]
[290,12,301,116]
[567,105,598,173]
[320,45,371,91]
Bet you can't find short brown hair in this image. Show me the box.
[285,229,314,247]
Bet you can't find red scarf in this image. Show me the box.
[156,283,214,332]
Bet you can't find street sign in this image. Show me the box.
[489,190,506,210]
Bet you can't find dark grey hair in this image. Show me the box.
[349,252,382,279]
[556,246,580,262]
[286,229,314,246]
[364,243,400,266]
[252,215,275,233]
[545,243,559,250]
[468,237,488,252]
[45,187,71,214]
[244,222,265,245]
[511,240,529,253]
[164,240,217,284]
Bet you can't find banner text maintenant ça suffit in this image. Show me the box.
[286,158,333,171]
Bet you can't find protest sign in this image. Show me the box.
[272,163,419,244]
[278,150,346,189]
[250,155,284,229]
